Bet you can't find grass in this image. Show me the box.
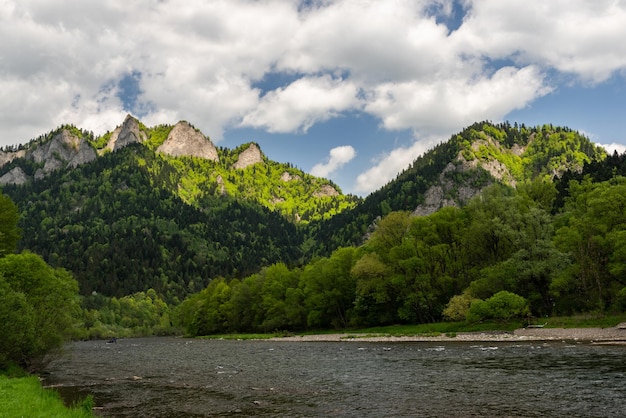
[0,374,94,418]
[537,313,626,329]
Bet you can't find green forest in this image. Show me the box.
[1,119,625,341]
[176,173,626,335]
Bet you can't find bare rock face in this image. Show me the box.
[157,121,219,161]
[280,171,301,182]
[313,184,339,197]
[412,160,489,217]
[0,149,26,168]
[1,129,97,183]
[31,129,97,180]
[0,167,28,185]
[216,174,226,195]
[233,143,263,169]
[106,115,147,152]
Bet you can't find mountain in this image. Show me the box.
[1,115,359,222]
[0,118,608,303]
[0,115,358,302]
[306,121,607,256]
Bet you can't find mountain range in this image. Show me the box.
[0,117,608,302]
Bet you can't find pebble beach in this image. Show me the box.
[269,325,626,344]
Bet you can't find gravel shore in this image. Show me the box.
[268,325,626,344]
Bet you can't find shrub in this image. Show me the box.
[467,291,529,322]
[443,291,475,321]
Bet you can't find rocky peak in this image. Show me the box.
[313,184,339,197]
[106,115,147,152]
[157,121,219,161]
[0,128,97,185]
[232,143,264,169]
[35,129,97,178]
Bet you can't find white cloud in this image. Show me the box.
[241,75,361,133]
[354,138,440,194]
[1,0,626,194]
[599,143,626,155]
[365,65,550,136]
[311,145,356,178]
[455,0,626,83]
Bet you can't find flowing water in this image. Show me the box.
[44,337,626,417]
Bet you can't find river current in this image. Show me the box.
[44,337,626,417]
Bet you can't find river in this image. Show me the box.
[44,337,626,417]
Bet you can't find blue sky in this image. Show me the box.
[1,0,625,196]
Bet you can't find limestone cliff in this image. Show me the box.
[313,184,339,197]
[233,143,264,169]
[157,121,219,161]
[0,166,28,185]
[105,115,147,152]
[32,129,97,180]
[0,128,97,185]
[0,149,26,167]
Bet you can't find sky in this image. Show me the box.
[1,0,626,196]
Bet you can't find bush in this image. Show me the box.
[443,291,475,321]
[467,291,529,322]
[0,252,80,371]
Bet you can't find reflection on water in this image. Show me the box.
[45,337,626,417]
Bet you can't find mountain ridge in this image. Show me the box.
[0,115,358,223]
[0,118,609,302]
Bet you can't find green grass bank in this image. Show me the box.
[0,375,94,418]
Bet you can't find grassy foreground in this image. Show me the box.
[0,375,94,418]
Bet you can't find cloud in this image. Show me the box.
[354,138,439,194]
[311,145,356,178]
[455,0,626,83]
[365,65,550,136]
[240,75,361,133]
[599,143,626,155]
[1,0,626,193]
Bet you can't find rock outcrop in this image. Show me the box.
[157,121,219,161]
[32,129,97,180]
[280,171,301,182]
[0,167,28,185]
[106,115,147,152]
[313,184,339,197]
[0,129,97,185]
[412,159,491,217]
[0,149,26,168]
[233,143,263,169]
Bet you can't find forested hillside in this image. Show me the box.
[306,121,606,256]
[1,118,620,338]
[179,152,626,335]
[2,145,303,302]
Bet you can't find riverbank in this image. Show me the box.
[267,324,626,343]
[0,375,94,417]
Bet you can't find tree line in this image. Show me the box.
[177,172,626,335]
[0,193,80,371]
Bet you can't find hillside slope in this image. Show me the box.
[0,116,357,302]
[0,115,359,223]
[307,121,606,256]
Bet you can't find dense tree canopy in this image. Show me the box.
[0,192,81,370]
[177,167,626,335]
[0,192,20,257]
[1,121,623,340]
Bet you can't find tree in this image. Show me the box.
[0,191,20,257]
[466,291,529,322]
[0,252,80,370]
[553,177,626,312]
